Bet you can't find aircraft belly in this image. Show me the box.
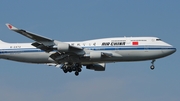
[81,50,165,63]
[119,50,164,61]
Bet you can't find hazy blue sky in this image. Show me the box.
[0,0,179,101]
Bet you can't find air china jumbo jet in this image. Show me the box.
[0,24,176,76]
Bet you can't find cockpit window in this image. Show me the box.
[156,39,161,41]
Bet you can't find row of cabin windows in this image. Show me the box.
[70,39,162,46]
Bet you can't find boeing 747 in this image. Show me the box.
[0,24,176,76]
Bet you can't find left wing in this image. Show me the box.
[6,23,82,52]
[6,23,84,63]
[6,24,53,43]
[5,24,113,64]
[6,23,55,52]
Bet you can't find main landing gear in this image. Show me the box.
[150,60,155,70]
[61,63,82,76]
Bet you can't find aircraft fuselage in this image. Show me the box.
[0,37,176,65]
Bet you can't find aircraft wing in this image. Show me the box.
[5,23,113,64]
[6,23,56,52]
[6,24,53,43]
[6,23,82,53]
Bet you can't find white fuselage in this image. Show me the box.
[0,37,176,65]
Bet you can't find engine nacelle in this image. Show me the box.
[86,63,106,71]
[57,42,69,52]
[90,51,102,59]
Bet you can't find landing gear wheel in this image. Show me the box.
[68,69,72,72]
[72,67,76,71]
[150,65,155,70]
[78,68,82,72]
[63,69,68,73]
[75,72,79,76]
[67,67,72,72]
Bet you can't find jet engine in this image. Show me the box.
[57,42,69,52]
[90,51,102,59]
[86,63,106,71]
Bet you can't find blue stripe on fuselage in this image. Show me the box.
[0,46,175,54]
[83,46,175,50]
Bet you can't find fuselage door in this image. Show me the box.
[144,45,148,52]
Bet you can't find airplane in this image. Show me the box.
[0,23,176,76]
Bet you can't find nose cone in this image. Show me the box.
[162,47,176,56]
[172,47,176,53]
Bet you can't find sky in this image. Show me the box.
[0,0,180,101]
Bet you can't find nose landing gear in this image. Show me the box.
[150,60,155,70]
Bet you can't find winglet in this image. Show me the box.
[6,23,18,30]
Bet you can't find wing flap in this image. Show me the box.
[49,52,67,62]
[31,42,54,52]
